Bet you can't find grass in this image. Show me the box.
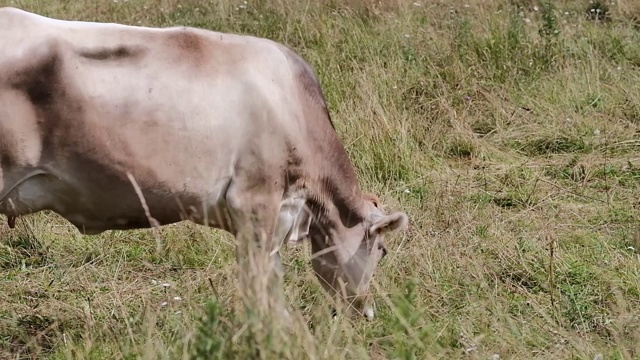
[1,0,640,358]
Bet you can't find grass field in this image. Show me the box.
[1,0,640,359]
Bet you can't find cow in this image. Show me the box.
[0,7,409,321]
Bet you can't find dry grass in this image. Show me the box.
[1,0,639,359]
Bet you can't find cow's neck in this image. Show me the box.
[303,174,365,264]
[302,134,366,249]
[292,85,366,247]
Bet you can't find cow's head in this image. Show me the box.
[288,192,408,319]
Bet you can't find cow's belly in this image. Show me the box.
[62,174,235,235]
[0,163,234,235]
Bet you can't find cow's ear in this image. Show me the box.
[288,206,311,243]
[369,212,408,236]
[275,198,311,245]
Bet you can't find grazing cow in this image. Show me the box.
[0,7,408,320]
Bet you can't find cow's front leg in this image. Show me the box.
[226,181,290,325]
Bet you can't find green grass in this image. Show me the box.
[1,0,640,359]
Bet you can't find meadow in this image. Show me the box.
[1,0,639,359]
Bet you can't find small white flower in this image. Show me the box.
[464,4,470,8]
[524,18,531,23]
[412,2,422,6]
[403,34,411,38]
[160,301,168,307]
[364,307,375,320]
[173,296,182,301]
[533,6,539,11]
[627,246,636,251]
[161,283,171,288]
[404,189,411,194]
[593,129,600,136]
[151,279,158,285]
